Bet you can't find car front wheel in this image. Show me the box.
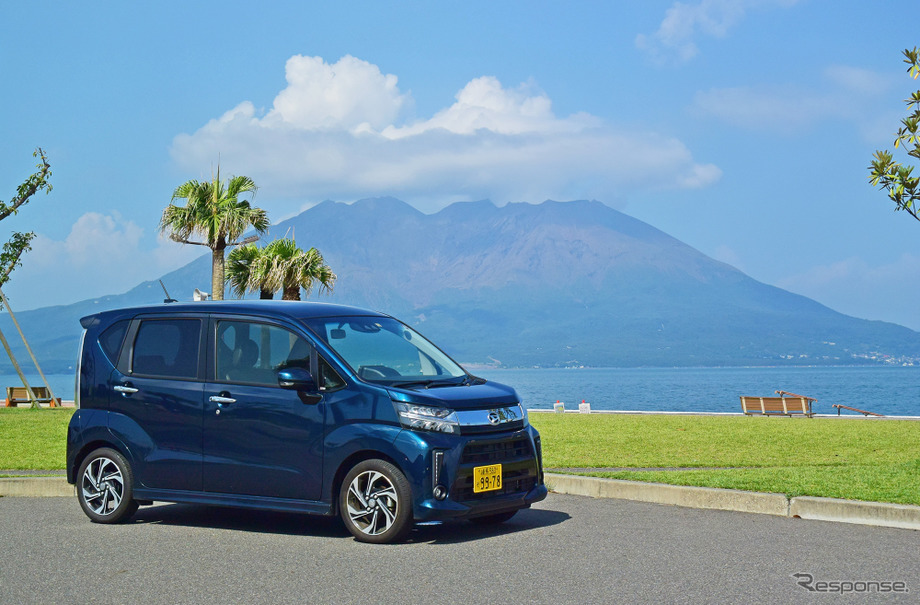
[339,459,412,544]
[76,448,139,524]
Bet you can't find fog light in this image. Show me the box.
[433,485,448,500]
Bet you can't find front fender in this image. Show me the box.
[323,424,464,518]
[322,423,408,500]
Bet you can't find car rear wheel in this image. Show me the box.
[339,459,412,544]
[76,448,139,524]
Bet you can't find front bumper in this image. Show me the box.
[394,425,547,522]
[414,482,548,521]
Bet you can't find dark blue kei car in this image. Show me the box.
[66,301,546,543]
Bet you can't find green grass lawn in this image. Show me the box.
[0,407,74,471]
[530,412,920,506]
[2,407,918,506]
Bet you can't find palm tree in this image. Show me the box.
[226,243,274,299]
[225,238,336,301]
[261,238,336,300]
[159,167,269,300]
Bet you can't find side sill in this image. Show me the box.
[132,488,335,516]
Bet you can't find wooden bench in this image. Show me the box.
[832,404,883,417]
[5,386,60,407]
[740,395,814,417]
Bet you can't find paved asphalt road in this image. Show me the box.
[1,493,916,604]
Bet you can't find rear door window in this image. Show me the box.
[131,319,201,379]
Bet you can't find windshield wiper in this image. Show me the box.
[391,380,435,389]
[391,377,466,389]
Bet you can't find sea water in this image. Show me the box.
[0,374,75,403]
[477,366,920,417]
[6,366,918,417]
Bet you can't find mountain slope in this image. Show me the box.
[2,198,918,370]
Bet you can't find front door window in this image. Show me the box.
[216,320,312,385]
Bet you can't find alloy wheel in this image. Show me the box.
[345,470,400,536]
[80,456,125,517]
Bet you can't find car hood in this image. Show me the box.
[386,380,519,410]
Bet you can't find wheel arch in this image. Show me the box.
[330,450,404,516]
[69,439,131,484]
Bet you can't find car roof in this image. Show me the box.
[80,300,388,328]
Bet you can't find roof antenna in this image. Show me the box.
[159,280,177,303]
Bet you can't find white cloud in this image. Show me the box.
[691,65,893,135]
[776,254,920,331]
[637,0,800,64]
[171,55,720,209]
[381,77,591,138]
[29,212,143,268]
[4,212,203,311]
[266,55,409,131]
[692,84,827,132]
[823,65,890,95]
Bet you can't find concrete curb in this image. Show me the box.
[0,477,72,497]
[789,496,920,530]
[545,473,920,531]
[545,473,789,516]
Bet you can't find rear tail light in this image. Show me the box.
[74,329,86,409]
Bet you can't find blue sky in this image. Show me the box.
[2,1,920,329]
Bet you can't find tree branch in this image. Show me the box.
[0,148,51,223]
[169,234,212,247]
[0,232,35,288]
[0,247,27,282]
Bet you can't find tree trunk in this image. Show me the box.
[211,243,225,300]
[259,289,273,300]
[0,324,40,408]
[282,284,300,300]
[0,288,55,403]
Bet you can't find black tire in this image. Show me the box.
[339,459,412,544]
[76,447,139,524]
[469,510,517,525]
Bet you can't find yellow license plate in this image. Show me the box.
[473,463,502,493]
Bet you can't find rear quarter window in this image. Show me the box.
[98,320,129,366]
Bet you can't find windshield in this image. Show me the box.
[301,315,467,384]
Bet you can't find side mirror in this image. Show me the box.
[277,367,317,392]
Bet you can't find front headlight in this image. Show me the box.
[393,402,459,434]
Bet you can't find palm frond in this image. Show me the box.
[161,168,267,249]
[256,238,336,299]
[226,243,263,298]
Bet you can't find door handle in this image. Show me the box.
[114,385,138,395]
[209,395,236,405]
